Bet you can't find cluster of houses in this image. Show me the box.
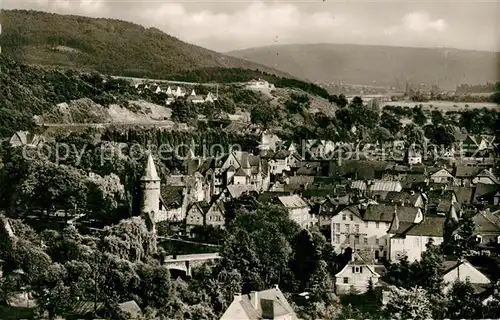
[134,82,218,105]
[137,129,500,303]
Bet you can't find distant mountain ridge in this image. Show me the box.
[0,9,290,78]
[227,43,500,90]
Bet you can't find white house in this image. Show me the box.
[389,216,445,262]
[278,195,316,229]
[246,79,275,91]
[472,169,499,185]
[329,206,366,254]
[9,131,46,148]
[335,252,381,294]
[407,148,422,165]
[442,259,491,294]
[267,150,292,175]
[430,168,454,184]
[220,285,298,320]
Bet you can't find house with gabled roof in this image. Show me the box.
[472,183,500,206]
[473,169,499,185]
[454,165,483,187]
[442,259,491,294]
[329,206,365,254]
[382,190,424,208]
[186,201,210,230]
[9,131,46,148]
[429,168,454,184]
[277,195,315,229]
[335,251,381,294]
[389,216,446,262]
[185,199,225,231]
[220,285,298,320]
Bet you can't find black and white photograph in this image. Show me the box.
[0,0,499,319]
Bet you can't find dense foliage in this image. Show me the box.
[1,9,285,78]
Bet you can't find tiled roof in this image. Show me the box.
[472,211,500,233]
[221,287,298,320]
[389,221,416,234]
[288,176,315,185]
[363,204,394,222]
[473,184,500,203]
[384,191,421,204]
[226,185,257,198]
[278,195,309,209]
[454,165,482,178]
[450,186,474,205]
[369,181,402,192]
[160,186,184,208]
[350,180,367,191]
[258,192,290,203]
[404,216,446,237]
[475,169,500,184]
[329,160,389,180]
[235,167,248,177]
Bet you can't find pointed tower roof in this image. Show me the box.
[141,152,160,181]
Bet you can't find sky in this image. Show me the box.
[3,0,499,52]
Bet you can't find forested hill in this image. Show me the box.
[228,43,500,90]
[0,9,289,78]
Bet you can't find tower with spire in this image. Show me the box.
[140,152,161,221]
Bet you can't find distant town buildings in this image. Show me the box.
[245,79,276,91]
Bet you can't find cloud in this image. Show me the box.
[402,11,447,33]
[6,0,107,16]
[137,1,345,50]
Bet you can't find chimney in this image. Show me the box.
[234,293,242,302]
[250,291,259,310]
[274,284,279,290]
[393,205,399,231]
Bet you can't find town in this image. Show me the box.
[0,5,499,320]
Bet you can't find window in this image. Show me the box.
[345,224,350,233]
[336,235,340,244]
[355,224,360,233]
[336,223,340,232]
[355,235,360,244]
[415,238,420,246]
[343,277,349,284]
[476,235,482,243]
[376,238,379,245]
[350,214,354,221]
[364,221,368,228]
[376,222,380,229]
[352,267,363,273]
[342,214,346,220]
[385,239,388,246]
[364,237,368,245]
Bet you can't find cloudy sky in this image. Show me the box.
[3,0,499,52]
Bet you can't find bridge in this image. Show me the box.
[164,253,220,277]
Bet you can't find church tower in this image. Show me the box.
[140,152,161,220]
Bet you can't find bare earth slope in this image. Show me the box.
[227,43,500,90]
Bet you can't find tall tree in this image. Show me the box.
[384,286,433,320]
[446,279,483,319]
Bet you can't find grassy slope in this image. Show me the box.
[0,9,289,78]
[227,43,500,90]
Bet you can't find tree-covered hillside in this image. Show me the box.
[0,9,289,78]
[0,55,139,137]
